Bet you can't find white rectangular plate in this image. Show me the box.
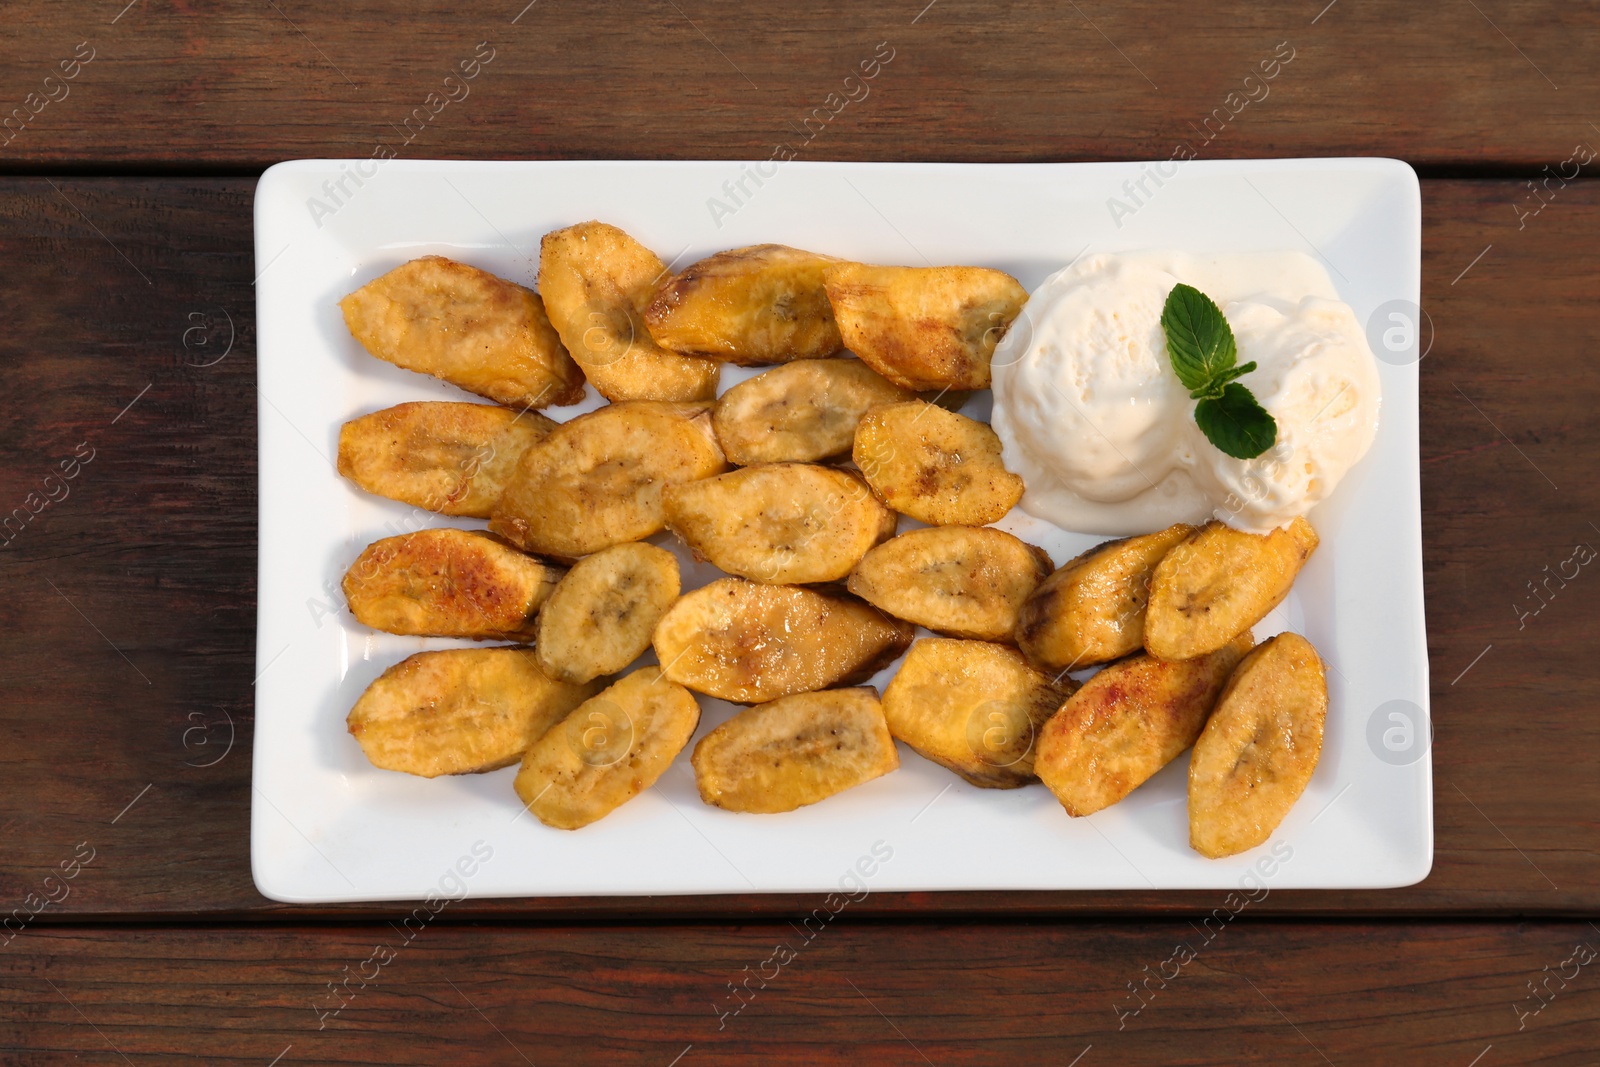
[253,158,1429,903]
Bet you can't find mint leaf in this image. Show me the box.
[1195,383,1277,459]
[1161,284,1237,394]
[1160,283,1278,460]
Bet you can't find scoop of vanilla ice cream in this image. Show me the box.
[991,251,1382,535]
[1188,297,1381,532]
[992,255,1195,505]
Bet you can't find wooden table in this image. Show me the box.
[3,2,1597,1062]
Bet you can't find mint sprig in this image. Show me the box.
[1160,283,1277,460]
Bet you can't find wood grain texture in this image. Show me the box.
[0,177,1596,918]
[3,921,1599,1064]
[0,2,1592,169]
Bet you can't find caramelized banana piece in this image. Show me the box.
[848,526,1051,642]
[664,463,895,584]
[347,648,601,778]
[652,578,914,703]
[342,528,563,641]
[824,262,1027,390]
[514,666,701,829]
[489,400,727,559]
[337,401,556,518]
[1016,523,1197,671]
[644,244,843,365]
[712,358,913,465]
[1035,634,1253,816]
[338,256,585,408]
[1189,633,1327,859]
[535,543,681,685]
[853,400,1024,526]
[692,688,898,813]
[881,638,1073,788]
[538,221,720,401]
[1144,517,1319,660]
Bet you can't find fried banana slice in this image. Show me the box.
[712,358,914,465]
[535,543,681,684]
[1189,633,1327,858]
[489,400,727,559]
[664,463,895,584]
[1144,517,1319,660]
[653,578,914,703]
[1016,523,1197,671]
[1035,633,1253,816]
[348,648,601,778]
[337,401,556,518]
[514,666,701,829]
[853,400,1024,526]
[882,638,1073,788]
[538,221,720,401]
[824,262,1027,390]
[342,528,563,641]
[644,244,843,365]
[692,688,898,812]
[848,526,1051,642]
[339,255,585,408]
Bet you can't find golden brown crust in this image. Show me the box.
[514,666,701,829]
[489,400,727,559]
[652,577,914,703]
[852,400,1023,526]
[1015,523,1197,671]
[882,639,1073,788]
[664,463,895,584]
[824,263,1027,390]
[347,648,601,777]
[1144,517,1319,660]
[848,526,1051,642]
[644,244,843,365]
[712,358,914,466]
[338,255,585,408]
[336,401,555,518]
[692,688,897,812]
[534,543,681,685]
[1188,633,1328,858]
[538,221,720,401]
[342,528,563,641]
[1034,633,1254,816]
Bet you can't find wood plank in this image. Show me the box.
[0,2,1592,168]
[3,921,1598,1063]
[0,177,1596,918]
